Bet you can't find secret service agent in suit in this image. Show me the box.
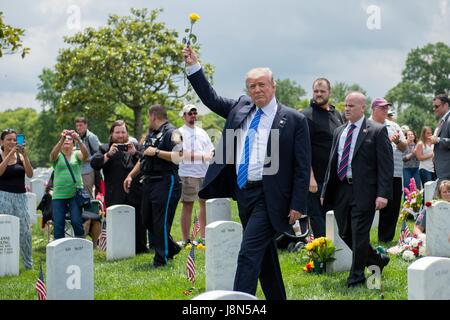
[430,94,450,180]
[183,47,311,300]
[321,92,393,288]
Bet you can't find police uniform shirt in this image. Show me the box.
[141,121,180,174]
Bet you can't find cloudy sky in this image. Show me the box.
[0,0,449,112]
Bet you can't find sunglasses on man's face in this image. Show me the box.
[187,111,198,116]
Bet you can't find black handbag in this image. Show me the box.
[61,152,91,209]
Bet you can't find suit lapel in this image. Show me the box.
[266,103,285,162]
[353,118,368,157]
[231,102,254,129]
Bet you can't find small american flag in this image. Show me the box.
[191,214,201,240]
[35,261,47,300]
[99,219,107,251]
[186,245,196,284]
[399,220,411,244]
[307,219,314,243]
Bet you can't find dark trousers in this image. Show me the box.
[141,175,181,266]
[306,182,329,238]
[334,183,384,286]
[378,177,403,242]
[52,197,84,239]
[234,185,286,300]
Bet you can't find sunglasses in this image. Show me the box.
[187,111,198,116]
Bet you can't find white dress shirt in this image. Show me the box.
[236,97,278,181]
[337,116,365,178]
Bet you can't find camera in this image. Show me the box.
[117,144,128,152]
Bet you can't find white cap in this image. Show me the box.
[180,104,197,117]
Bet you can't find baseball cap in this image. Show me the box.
[180,104,197,117]
[372,98,392,109]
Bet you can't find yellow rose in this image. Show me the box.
[189,13,200,24]
[305,242,315,251]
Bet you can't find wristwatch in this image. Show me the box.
[155,148,160,157]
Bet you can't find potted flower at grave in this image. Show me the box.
[301,237,338,274]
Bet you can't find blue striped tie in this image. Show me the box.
[237,108,264,189]
[337,124,356,181]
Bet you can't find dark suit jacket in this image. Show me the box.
[188,69,311,233]
[321,118,393,211]
[434,112,450,179]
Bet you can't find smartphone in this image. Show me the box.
[117,144,128,152]
[16,134,25,146]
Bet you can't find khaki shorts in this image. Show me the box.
[180,177,204,202]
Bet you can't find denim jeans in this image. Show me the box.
[419,168,436,188]
[403,168,421,191]
[52,197,84,239]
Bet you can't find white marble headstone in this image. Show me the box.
[205,221,242,291]
[408,256,450,300]
[426,201,450,257]
[30,178,46,204]
[106,205,135,261]
[0,215,19,276]
[325,211,352,273]
[206,198,231,225]
[193,290,257,300]
[424,181,437,203]
[26,192,38,225]
[46,238,94,300]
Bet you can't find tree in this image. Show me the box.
[47,8,213,139]
[275,78,307,109]
[0,108,39,164]
[0,11,29,58]
[386,42,450,112]
[396,105,436,136]
[331,82,370,114]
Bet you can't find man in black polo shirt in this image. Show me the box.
[302,78,344,237]
[124,105,183,268]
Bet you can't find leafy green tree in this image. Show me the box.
[275,78,307,109]
[0,108,39,164]
[46,8,213,139]
[396,105,436,136]
[386,42,450,113]
[0,11,29,58]
[331,82,370,114]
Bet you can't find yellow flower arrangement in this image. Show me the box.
[301,237,339,273]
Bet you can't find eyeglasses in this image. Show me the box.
[187,111,198,116]
[2,128,15,133]
[433,104,443,110]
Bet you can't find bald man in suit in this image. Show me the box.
[321,92,393,287]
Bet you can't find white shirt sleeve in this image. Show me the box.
[186,63,202,76]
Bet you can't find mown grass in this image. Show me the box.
[0,201,414,300]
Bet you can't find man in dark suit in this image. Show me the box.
[321,92,393,287]
[430,94,450,180]
[183,47,311,300]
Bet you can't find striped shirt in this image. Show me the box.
[52,152,83,200]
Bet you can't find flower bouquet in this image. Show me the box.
[301,237,339,274]
[400,178,423,221]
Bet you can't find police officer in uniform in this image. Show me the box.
[124,105,183,268]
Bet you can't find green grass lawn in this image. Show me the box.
[0,201,415,300]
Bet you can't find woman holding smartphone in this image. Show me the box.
[0,129,34,270]
[50,129,89,239]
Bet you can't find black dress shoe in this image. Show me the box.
[379,254,390,272]
[168,244,182,260]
